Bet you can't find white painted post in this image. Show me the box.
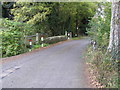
[30,41,32,46]
[93,41,96,51]
[29,39,32,51]
[41,36,44,47]
[68,33,70,39]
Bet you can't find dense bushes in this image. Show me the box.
[87,3,111,47]
[87,16,110,47]
[10,2,96,36]
[1,19,32,57]
[86,3,118,88]
[1,19,68,57]
[86,47,118,88]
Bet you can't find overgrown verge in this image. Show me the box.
[71,36,85,40]
[1,19,68,58]
[1,18,32,57]
[85,46,118,88]
[85,2,119,88]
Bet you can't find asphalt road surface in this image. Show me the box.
[2,38,90,88]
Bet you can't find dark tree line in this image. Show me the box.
[1,2,96,36]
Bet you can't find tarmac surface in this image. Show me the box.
[2,38,90,88]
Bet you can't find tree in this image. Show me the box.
[48,2,96,36]
[87,2,111,47]
[11,2,96,36]
[108,1,120,60]
[11,2,51,34]
[2,2,15,19]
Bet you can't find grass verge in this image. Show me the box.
[85,46,119,88]
[32,44,49,50]
[71,36,88,40]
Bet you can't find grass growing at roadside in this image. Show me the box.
[85,46,119,88]
[72,36,88,40]
[32,43,49,50]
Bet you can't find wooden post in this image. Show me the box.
[36,33,39,44]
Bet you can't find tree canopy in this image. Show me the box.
[9,2,96,36]
[1,2,97,57]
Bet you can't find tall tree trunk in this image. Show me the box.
[108,1,120,59]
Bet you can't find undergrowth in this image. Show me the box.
[71,36,88,40]
[86,46,119,88]
[32,44,49,50]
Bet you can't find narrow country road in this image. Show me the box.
[2,38,90,88]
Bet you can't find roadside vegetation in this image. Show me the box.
[86,2,119,88]
[1,2,119,88]
[1,2,96,57]
[1,19,30,57]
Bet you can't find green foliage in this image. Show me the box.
[1,2,97,57]
[11,2,96,36]
[1,19,31,57]
[32,45,41,49]
[87,2,111,47]
[71,36,86,40]
[42,43,49,47]
[87,17,110,47]
[86,47,118,88]
[11,2,51,34]
[32,44,49,50]
[86,2,119,88]
[48,2,96,36]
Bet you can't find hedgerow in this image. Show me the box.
[86,47,118,88]
[1,19,32,57]
[86,3,119,88]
